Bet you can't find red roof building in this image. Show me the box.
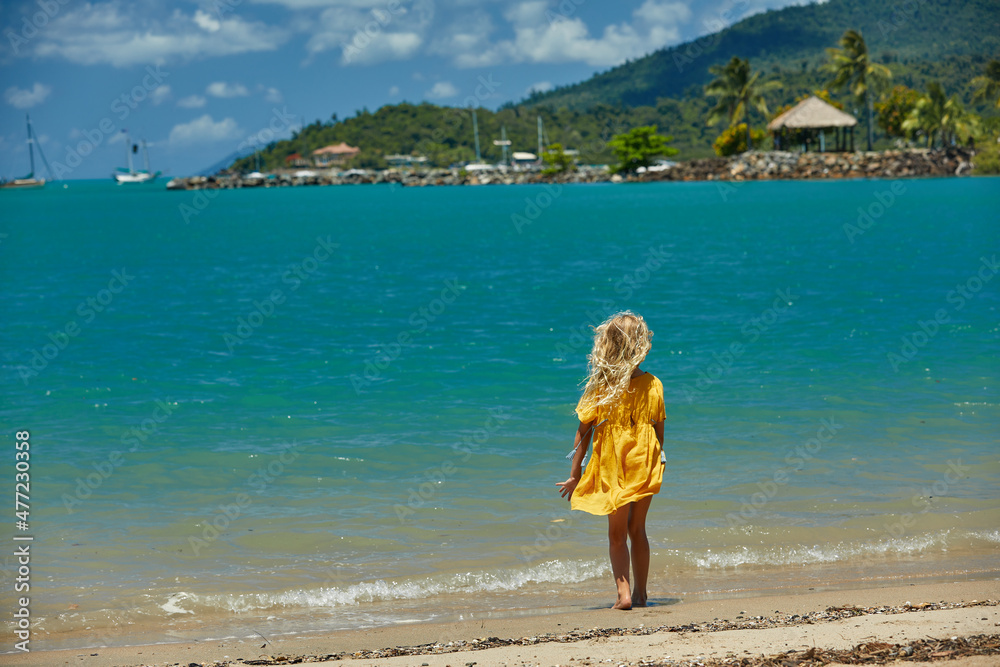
[285,152,311,167]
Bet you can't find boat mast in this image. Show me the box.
[492,126,512,167]
[124,130,134,174]
[537,116,543,157]
[26,114,36,178]
[472,108,481,162]
[142,140,150,173]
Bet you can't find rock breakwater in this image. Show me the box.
[165,148,975,191]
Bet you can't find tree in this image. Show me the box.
[713,124,766,156]
[608,126,678,174]
[874,85,921,139]
[902,82,978,148]
[541,143,574,175]
[348,150,387,170]
[825,29,891,151]
[971,59,1000,109]
[705,57,780,152]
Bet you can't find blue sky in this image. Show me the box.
[0,0,804,179]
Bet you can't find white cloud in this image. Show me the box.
[193,9,221,33]
[168,115,242,145]
[636,0,691,25]
[428,11,495,66]
[207,82,249,98]
[248,0,345,6]
[388,85,400,96]
[27,3,287,67]
[303,0,433,65]
[526,81,553,95]
[150,84,171,105]
[261,86,283,103]
[344,31,423,64]
[425,81,458,99]
[177,95,206,108]
[441,0,692,68]
[4,83,52,109]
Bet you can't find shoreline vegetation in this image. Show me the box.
[208,9,1000,187]
[165,146,976,191]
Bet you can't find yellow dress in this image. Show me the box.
[571,372,665,516]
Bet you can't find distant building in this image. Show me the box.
[385,154,428,167]
[312,143,360,166]
[767,96,858,152]
[285,153,311,168]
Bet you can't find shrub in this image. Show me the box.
[713,124,766,156]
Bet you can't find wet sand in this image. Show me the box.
[4,578,997,666]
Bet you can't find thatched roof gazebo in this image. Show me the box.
[768,96,858,152]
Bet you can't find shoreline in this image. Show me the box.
[164,147,977,191]
[7,578,997,666]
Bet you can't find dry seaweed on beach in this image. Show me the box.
[204,634,1000,666]
[666,633,1000,666]
[184,599,998,666]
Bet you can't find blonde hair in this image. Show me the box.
[579,311,653,410]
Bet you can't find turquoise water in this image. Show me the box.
[1,177,998,649]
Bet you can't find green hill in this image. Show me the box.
[234,0,999,171]
[524,0,999,109]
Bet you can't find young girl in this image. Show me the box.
[557,311,665,610]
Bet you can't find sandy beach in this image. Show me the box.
[6,579,997,667]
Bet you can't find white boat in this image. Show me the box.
[1,115,46,189]
[113,131,160,183]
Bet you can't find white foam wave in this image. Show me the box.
[195,559,607,613]
[693,532,951,569]
[160,592,194,614]
[971,529,1000,544]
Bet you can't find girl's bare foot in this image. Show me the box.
[612,595,632,610]
[632,591,647,607]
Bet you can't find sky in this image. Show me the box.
[0,0,807,179]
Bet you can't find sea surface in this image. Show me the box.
[1,176,998,651]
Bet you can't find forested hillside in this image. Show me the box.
[234,0,999,171]
[525,0,999,109]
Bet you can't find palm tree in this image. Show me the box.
[825,29,892,150]
[971,59,1000,109]
[903,82,946,147]
[903,82,978,148]
[705,57,781,152]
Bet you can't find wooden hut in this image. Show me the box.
[768,96,858,152]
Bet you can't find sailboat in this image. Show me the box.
[464,108,494,171]
[113,131,160,183]
[492,125,512,166]
[1,115,46,189]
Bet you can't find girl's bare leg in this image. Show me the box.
[607,506,631,609]
[627,496,653,607]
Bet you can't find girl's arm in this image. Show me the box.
[654,419,665,465]
[556,420,596,499]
